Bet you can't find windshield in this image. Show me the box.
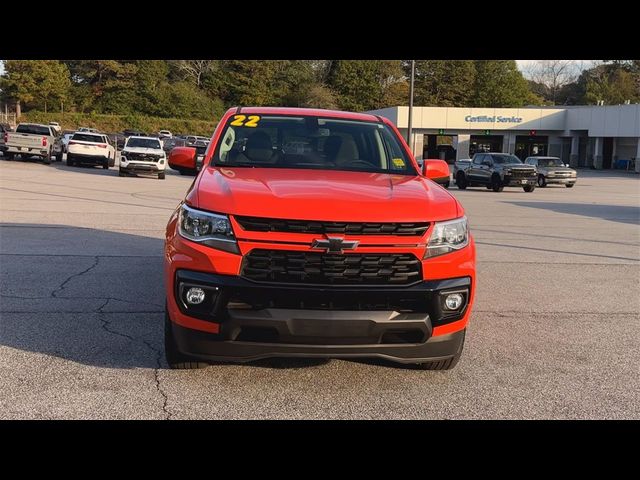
[537,158,564,167]
[491,154,522,164]
[212,114,416,175]
[126,138,161,149]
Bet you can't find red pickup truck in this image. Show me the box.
[165,107,475,370]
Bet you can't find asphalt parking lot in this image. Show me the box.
[0,157,639,419]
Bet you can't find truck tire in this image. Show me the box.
[4,152,14,160]
[417,330,465,370]
[56,151,63,162]
[456,172,467,190]
[566,183,574,188]
[523,185,535,192]
[158,172,166,180]
[537,175,546,187]
[118,168,126,177]
[102,160,109,169]
[165,309,209,370]
[67,155,75,167]
[491,174,504,192]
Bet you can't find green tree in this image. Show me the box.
[412,60,475,107]
[328,60,406,111]
[159,82,223,120]
[472,60,537,107]
[579,61,640,105]
[1,60,71,113]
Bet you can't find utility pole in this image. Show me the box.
[407,60,415,152]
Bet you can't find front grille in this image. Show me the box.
[508,169,536,179]
[235,216,429,236]
[126,153,161,162]
[241,249,422,285]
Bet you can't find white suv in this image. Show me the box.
[119,136,167,179]
[67,132,116,169]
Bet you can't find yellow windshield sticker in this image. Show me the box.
[230,114,261,127]
[392,157,405,167]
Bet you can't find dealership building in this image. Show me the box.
[367,105,640,172]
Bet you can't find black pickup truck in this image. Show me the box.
[455,152,537,192]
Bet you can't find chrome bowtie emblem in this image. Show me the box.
[311,237,359,253]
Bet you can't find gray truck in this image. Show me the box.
[4,123,62,164]
[455,152,538,192]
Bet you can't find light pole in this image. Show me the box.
[407,60,415,151]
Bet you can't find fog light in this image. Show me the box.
[185,287,205,305]
[444,293,463,310]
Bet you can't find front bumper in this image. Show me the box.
[546,177,576,184]
[168,269,471,363]
[120,161,165,173]
[502,176,537,187]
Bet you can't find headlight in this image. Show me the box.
[503,168,511,174]
[178,204,239,254]
[425,216,469,258]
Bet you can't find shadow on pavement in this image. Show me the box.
[504,201,640,226]
[0,223,334,370]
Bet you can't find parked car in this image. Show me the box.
[123,129,147,138]
[59,130,76,154]
[525,156,577,188]
[67,132,116,169]
[3,123,59,164]
[455,152,537,192]
[0,123,14,155]
[119,136,167,179]
[453,158,472,183]
[78,127,100,133]
[164,106,475,370]
[158,130,173,138]
[48,122,62,134]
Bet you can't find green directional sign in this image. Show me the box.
[438,129,445,135]
[484,129,491,135]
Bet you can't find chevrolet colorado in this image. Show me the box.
[165,107,476,370]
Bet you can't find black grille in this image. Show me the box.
[508,169,536,179]
[235,216,429,236]
[126,152,161,162]
[241,249,422,285]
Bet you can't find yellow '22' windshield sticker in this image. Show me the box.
[230,115,261,127]
[392,158,405,168]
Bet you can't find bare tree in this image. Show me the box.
[174,60,216,87]
[525,60,582,104]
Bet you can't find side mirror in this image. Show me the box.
[422,159,450,185]
[169,146,198,173]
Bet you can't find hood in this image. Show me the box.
[123,147,163,154]
[193,167,459,222]
[505,163,535,168]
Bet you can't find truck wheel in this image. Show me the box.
[67,155,74,167]
[523,185,536,192]
[158,172,166,180]
[566,183,574,188]
[4,152,14,160]
[165,309,208,370]
[417,330,465,370]
[456,172,467,190]
[443,181,450,189]
[537,175,546,187]
[43,151,51,165]
[102,161,109,170]
[491,174,504,192]
[56,152,63,162]
[118,168,126,177]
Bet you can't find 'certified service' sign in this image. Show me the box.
[465,115,523,123]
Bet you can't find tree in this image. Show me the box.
[411,60,475,107]
[172,60,217,88]
[524,60,581,104]
[472,60,537,107]
[1,60,71,113]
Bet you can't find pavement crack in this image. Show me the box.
[51,256,100,298]
[96,299,136,341]
[143,339,172,420]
